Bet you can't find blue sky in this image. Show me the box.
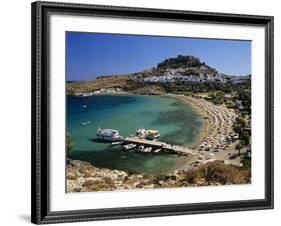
[66,32,251,81]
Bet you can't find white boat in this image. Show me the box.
[123,143,137,150]
[136,128,160,140]
[96,128,122,141]
[146,131,160,140]
[136,129,147,139]
[82,121,91,125]
[143,147,152,153]
[137,145,145,152]
[111,141,122,145]
[154,149,162,153]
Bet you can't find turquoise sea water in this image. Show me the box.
[67,94,202,175]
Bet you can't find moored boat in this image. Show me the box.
[96,128,122,141]
[154,149,162,153]
[123,143,137,150]
[146,130,160,140]
[143,147,152,153]
[111,141,122,145]
[136,145,145,152]
[136,128,160,140]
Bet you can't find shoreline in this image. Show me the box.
[68,91,241,170]
[69,91,238,152]
[165,94,238,151]
[173,95,241,170]
[172,95,210,149]
[68,91,209,149]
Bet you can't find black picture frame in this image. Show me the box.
[31,1,274,224]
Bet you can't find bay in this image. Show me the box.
[67,94,202,175]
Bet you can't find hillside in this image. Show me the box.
[67,75,130,94]
[67,160,250,192]
[66,55,250,94]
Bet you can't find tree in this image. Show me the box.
[233,117,246,134]
[66,132,74,152]
[240,131,250,145]
[235,140,246,156]
[207,91,225,105]
[235,82,251,114]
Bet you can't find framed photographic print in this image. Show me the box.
[31,1,274,224]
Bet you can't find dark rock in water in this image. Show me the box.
[66,158,72,165]
[70,160,86,167]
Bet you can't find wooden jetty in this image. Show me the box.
[123,137,194,155]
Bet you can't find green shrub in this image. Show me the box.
[66,132,74,152]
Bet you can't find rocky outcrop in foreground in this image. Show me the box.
[67,160,251,193]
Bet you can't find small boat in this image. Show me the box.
[96,128,122,141]
[136,128,160,140]
[143,147,152,153]
[137,145,144,152]
[145,130,160,140]
[123,143,137,150]
[82,105,87,108]
[111,141,122,145]
[154,149,162,153]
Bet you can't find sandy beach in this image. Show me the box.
[178,95,237,148]
[172,95,242,169]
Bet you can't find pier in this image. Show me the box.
[123,137,194,156]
